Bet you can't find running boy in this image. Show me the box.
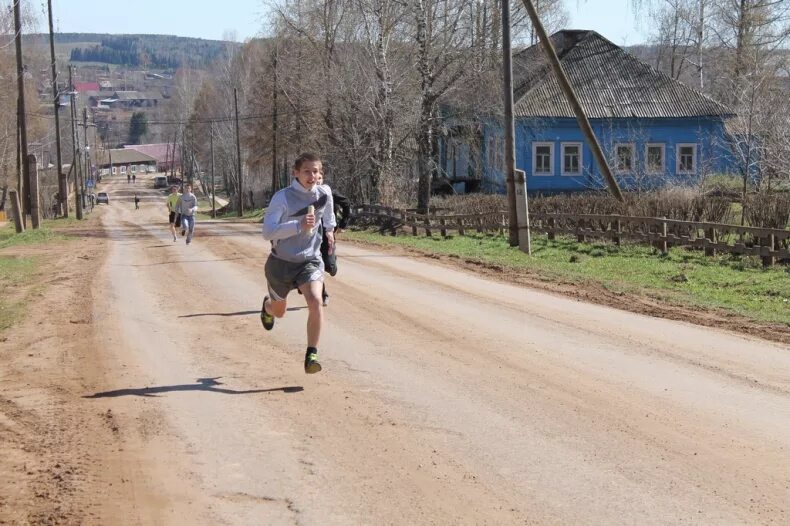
[166,185,181,242]
[260,152,335,374]
[176,184,198,245]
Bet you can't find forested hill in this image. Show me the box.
[26,33,238,69]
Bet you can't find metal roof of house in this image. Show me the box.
[124,143,180,163]
[95,149,157,166]
[113,91,159,101]
[513,30,733,119]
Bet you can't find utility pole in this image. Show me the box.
[82,107,90,200]
[47,0,67,217]
[271,47,279,193]
[210,123,216,217]
[234,88,243,217]
[502,0,530,251]
[69,66,83,219]
[14,0,31,215]
[519,0,624,202]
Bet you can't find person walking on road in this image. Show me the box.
[176,184,198,245]
[166,185,182,242]
[132,173,136,184]
[260,152,336,374]
[134,193,140,210]
[127,173,131,183]
[315,172,350,307]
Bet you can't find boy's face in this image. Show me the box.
[294,160,322,190]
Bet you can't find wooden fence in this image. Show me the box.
[354,204,790,266]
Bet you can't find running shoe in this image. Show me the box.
[322,294,329,307]
[304,350,322,374]
[260,296,274,330]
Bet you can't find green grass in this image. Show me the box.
[344,229,790,326]
[0,220,72,332]
[0,256,38,332]
[198,206,265,222]
[0,222,65,249]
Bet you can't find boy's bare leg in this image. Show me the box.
[265,297,287,318]
[298,280,324,348]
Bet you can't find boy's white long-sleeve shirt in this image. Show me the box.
[262,179,335,262]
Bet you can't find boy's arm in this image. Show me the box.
[321,190,336,232]
[175,196,182,214]
[262,193,301,240]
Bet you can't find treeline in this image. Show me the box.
[67,35,233,69]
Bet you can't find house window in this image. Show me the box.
[615,143,634,173]
[677,144,697,174]
[120,166,127,174]
[561,142,582,176]
[646,143,665,174]
[532,142,554,176]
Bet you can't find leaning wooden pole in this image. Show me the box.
[518,0,624,202]
[47,0,67,217]
[9,189,24,233]
[13,0,31,214]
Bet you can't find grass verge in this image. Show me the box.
[0,221,70,333]
[0,222,66,249]
[343,228,790,326]
[198,206,264,222]
[0,256,38,332]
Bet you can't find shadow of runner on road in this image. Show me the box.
[83,377,304,398]
[180,310,259,318]
[179,306,307,318]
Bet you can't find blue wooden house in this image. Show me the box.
[440,30,737,194]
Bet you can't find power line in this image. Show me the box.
[23,105,324,127]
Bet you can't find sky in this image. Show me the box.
[49,0,652,45]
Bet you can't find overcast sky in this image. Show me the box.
[49,0,651,45]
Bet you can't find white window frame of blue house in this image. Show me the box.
[532,142,554,176]
[614,143,635,173]
[676,143,697,174]
[645,143,665,174]
[561,142,582,176]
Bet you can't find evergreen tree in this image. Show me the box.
[128,112,148,145]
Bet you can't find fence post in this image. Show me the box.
[457,217,465,236]
[660,217,668,255]
[762,233,775,268]
[9,189,24,233]
[411,211,418,236]
[577,218,586,243]
[476,216,484,233]
[704,227,716,257]
[440,217,447,238]
[548,217,555,241]
[613,217,621,246]
[424,215,432,237]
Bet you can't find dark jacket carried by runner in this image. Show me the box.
[320,187,350,276]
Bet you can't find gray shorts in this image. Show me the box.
[265,256,324,301]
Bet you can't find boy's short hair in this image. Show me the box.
[293,152,322,170]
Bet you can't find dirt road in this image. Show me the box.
[2,174,789,525]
